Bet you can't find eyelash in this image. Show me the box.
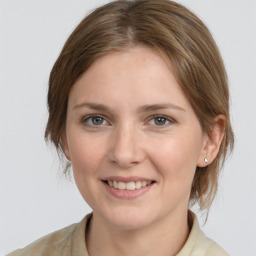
[82,114,108,127]
[81,114,175,128]
[148,115,174,127]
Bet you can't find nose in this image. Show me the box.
[108,124,145,169]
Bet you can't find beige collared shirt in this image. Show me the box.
[7,212,229,256]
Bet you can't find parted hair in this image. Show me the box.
[45,0,234,211]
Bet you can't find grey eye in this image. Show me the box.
[91,116,104,125]
[154,117,168,125]
[84,115,107,126]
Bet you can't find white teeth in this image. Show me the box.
[107,180,153,190]
[113,180,118,188]
[135,181,142,189]
[141,181,147,187]
[118,182,126,190]
[127,181,136,190]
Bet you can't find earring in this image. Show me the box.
[204,157,208,164]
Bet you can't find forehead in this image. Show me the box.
[68,46,191,111]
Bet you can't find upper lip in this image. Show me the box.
[101,176,155,182]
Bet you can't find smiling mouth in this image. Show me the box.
[103,180,155,191]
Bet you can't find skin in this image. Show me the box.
[63,46,224,256]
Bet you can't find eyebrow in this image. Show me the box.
[73,102,185,113]
[137,103,185,112]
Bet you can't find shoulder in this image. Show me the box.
[6,223,77,256]
[193,229,230,256]
[6,215,90,256]
[177,211,230,256]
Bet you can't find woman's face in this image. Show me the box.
[64,46,208,229]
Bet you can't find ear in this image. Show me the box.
[61,132,71,161]
[197,115,226,167]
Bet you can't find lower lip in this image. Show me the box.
[102,181,154,200]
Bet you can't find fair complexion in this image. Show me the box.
[63,46,224,256]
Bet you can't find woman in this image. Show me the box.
[8,0,234,255]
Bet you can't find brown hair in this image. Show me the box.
[45,0,234,211]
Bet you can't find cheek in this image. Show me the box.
[67,131,107,176]
[148,132,202,186]
[66,131,109,207]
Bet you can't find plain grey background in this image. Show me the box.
[1,0,256,255]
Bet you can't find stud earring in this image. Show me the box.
[204,157,208,164]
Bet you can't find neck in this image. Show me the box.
[86,211,190,256]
